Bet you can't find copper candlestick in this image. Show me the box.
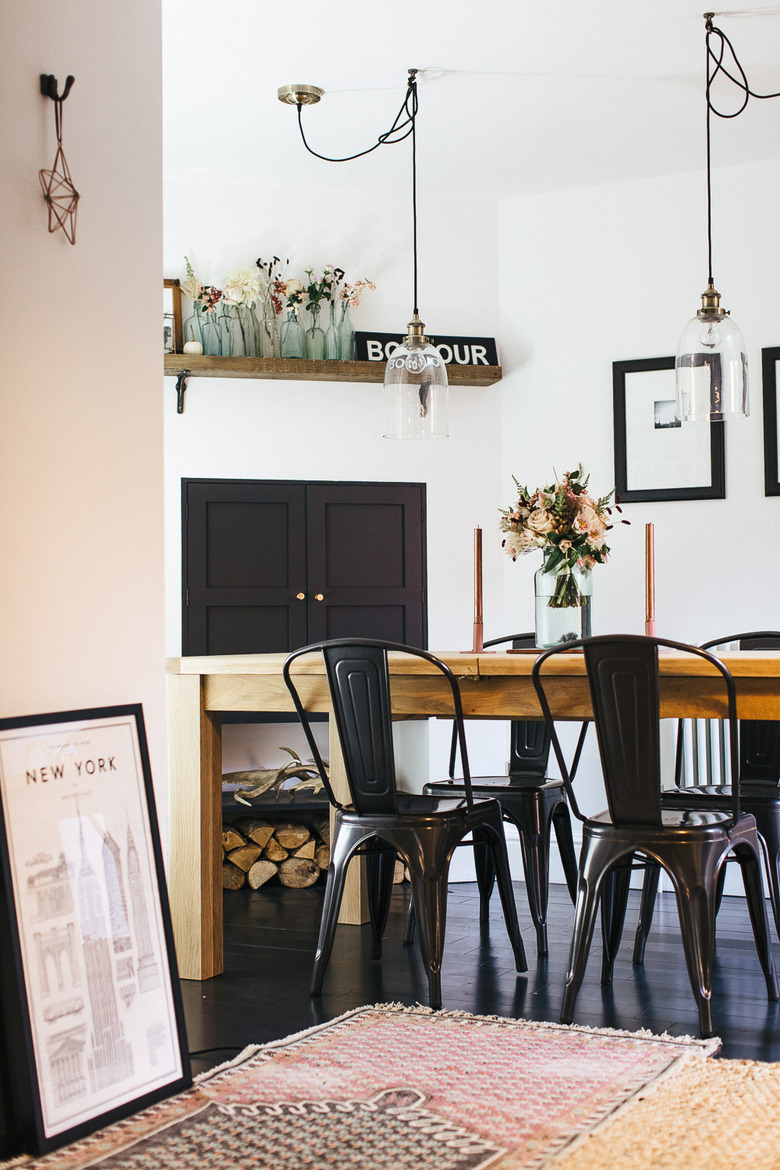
[645,522,656,637]
[463,527,494,652]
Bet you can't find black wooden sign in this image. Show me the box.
[355,332,498,366]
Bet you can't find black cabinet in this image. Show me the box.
[182,479,427,654]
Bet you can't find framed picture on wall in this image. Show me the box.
[612,356,726,502]
[0,704,190,1157]
[163,278,183,354]
[762,346,780,496]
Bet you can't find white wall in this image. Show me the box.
[163,180,512,783]
[498,158,780,641]
[498,157,780,888]
[0,5,166,822]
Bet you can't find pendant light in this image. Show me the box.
[278,70,448,438]
[381,72,448,438]
[675,13,779,423]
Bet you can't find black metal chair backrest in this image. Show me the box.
[700,632,780,786]
[448,634,552,778]
[284,638,473,815]
[532,634,741,827]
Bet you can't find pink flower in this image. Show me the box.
[527,508,555,535]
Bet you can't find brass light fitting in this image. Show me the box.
[697,281,727,319]
[277,84,323,106]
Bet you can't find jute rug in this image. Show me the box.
[3,1004,727,1169]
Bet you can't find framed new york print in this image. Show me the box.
[0,705,190,1156]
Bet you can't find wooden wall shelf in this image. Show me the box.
[164,353,501,387]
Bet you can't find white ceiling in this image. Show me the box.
[163,1,780,200]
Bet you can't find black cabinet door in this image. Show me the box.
[306,482,426,646]
[183,480,426,654]
[183,481,308,654]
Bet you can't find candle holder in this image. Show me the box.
[462,527,495,653]
[645,522,656,637]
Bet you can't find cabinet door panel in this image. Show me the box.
[306,483,426,647]
[183,481,308,654]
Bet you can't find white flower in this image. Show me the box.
[222,269,264,308]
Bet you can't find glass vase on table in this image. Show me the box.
[534,548,592,649]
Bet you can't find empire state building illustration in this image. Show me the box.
[127,826,160,993]
[75,819,134,1091]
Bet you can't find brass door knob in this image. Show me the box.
[296,592,305,600]
[315,593,324,601]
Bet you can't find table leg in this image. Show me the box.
[167,673,223,979]
[329,719,369,925]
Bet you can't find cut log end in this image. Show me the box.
[278,858,319,888]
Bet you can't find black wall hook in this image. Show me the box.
[40,74,75,103]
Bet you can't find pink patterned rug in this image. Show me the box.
[12,1004,718,1169]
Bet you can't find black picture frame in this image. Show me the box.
[762,346,780,496]
[613,356,726,502]
[0,704,191,1158]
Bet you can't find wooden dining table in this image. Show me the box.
[166,648,780,980]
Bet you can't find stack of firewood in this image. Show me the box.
[222,814,331,890]
[221,813,410,891]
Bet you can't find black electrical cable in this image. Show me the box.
[295,74,417,163]
[294,71,421,320]
[703,17,780,285]
[706,19,780,119]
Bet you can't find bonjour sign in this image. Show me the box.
[356,332,498,367]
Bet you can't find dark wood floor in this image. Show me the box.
[181,881,780,1076]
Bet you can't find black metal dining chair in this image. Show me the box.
[283,638,528,1009]
[532,633,779,1038]
[424,632,584,954]
[632,630,780,964]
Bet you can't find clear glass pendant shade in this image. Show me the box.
[675,285,749,422]
[383,315,449,439]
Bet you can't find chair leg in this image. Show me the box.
[552,800,579,904]
[667,859,719,1038]
[311,821,364,997]
[366,841,396,960]
[561,834,619,1025]
[472,829,496,922]
[394,825,465,1010]
[513,796,553,956]
[403,894,416,945]
[599,860,632,985]
[733,841,780,1001]
[406,865,449,1009]
[754,814,780,940]
[483,816,527,972]
[633,861,660,965]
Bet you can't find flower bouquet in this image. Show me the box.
[500,465,625,645]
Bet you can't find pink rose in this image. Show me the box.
[527,508,555,535]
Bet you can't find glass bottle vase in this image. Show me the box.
[184,302,204,350]
[534,550,592,649]
[324,300,339,360]
[280,308,304,359]
[226,304,259,357]
[337,302,355,360]
[305,304,325,360]
[200,309,222,356]
[259,296,279,358]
